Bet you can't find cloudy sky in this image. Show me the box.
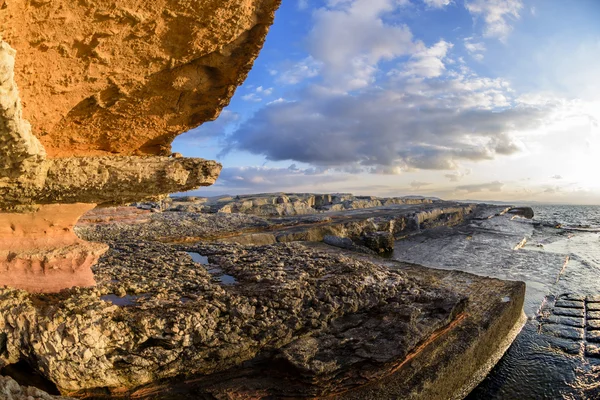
[173,0,600,204]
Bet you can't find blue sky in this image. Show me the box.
[173,0,600,204]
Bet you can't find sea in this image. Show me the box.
[393,204,600,400]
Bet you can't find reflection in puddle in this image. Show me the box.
[187,252,209,265]
[207,266,238,286]
[188,252,237,285]
[101,294,147,307]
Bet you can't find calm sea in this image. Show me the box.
[533,204,600,230]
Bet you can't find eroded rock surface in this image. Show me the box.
[0,202,526,398]
[0,241,465,396]
[81,198,474,245]
[0,0,281,292]
[0,0,281,157]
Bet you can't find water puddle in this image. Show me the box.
[187,252,237,285]
[207,266,238,285]
[101,294,148,307]
[187,252,209,265]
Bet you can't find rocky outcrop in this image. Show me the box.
[0,42,48,209]
[79,200,476,246]
[162,192,438,216]
[360,231,395,253]
[0,242,463,395]
[1,155,222,211]
[508,207,535,219]
[0,0,281,292]
[0,0,280,157]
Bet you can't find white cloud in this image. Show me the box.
[465,0,523,41]
[456,180,504,193]
[308,0,416,90]
[224,69,550,172]
[396,40,453,78]
[256,86,273,96]
[242,86,274,102]
[423,0,451,8]
[411,180,432,189]
[211,166,353,193]
[464,37,486,61]
[242,93,263,102]
[267,98,287,105]
[298,0,309,10]
[445,169,471,182]
[276,57,322,85]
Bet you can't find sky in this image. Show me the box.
[173,0,600,205]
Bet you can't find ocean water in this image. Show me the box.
[393,204,600,400]
[533,205,600,231]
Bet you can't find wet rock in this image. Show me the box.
[553,307,585,318]
[540,324,584,340]
[323,235,376,255]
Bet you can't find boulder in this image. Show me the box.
[0,376,71,400]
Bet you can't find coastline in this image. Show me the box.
[0,194,530,399]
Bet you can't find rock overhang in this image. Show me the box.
[0,0,281,157]
[0,0,282,293]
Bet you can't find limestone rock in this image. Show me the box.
[162,193,438,217]
[0,42,48,205]
[0,241,465,395]
[0,0,281,157]
[0,0,280,293]
[1,39,223,211]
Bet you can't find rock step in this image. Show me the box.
[538,294,600,359]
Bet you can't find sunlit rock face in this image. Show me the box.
[0,204,107,293]
[0,0,280,157]
[0,0,281,292]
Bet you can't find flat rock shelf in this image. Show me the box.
[0,200,527,399]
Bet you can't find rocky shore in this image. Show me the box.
[0,194,529,399]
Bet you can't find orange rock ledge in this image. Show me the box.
[0,204,108,293]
